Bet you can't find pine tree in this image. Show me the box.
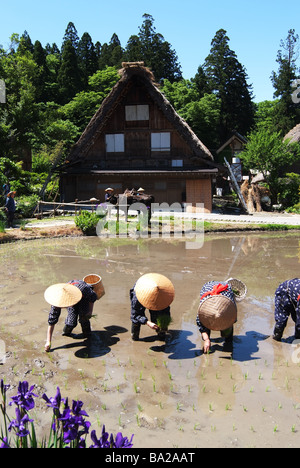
[33,40,50,102]
[62,22,79,51]
[125,14,182,82]
[201,29,254,144]
[77,32,98,89]
[98,33,124,69]
[271,29,300,134]
[57,39,82,104]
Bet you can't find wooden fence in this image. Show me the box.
[34,199,100,218]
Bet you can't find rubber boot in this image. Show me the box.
[273,326,283,342]
[131,323,140,341]
[62,325,74,336]
[81,320,92,337]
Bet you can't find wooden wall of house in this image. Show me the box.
[79,82,199,171]
[61,173,213,213]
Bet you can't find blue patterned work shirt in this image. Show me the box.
[48,280,98,327]
[274,278,300,332]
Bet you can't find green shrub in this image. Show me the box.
[278,173,300,208]
[16,195,39,218]
[286,202,300,214]
[75,210,102,235]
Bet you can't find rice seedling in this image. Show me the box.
[176,403,183,412]
[133,382,139,394]
[156,315,173,331]
[136,414,141,427]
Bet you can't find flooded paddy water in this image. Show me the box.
[0,231,300,448]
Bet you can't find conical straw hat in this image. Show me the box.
[134,273,175,311]
[44,283,82,308]
[198,295,237,331]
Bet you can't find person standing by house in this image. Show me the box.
[2,181,10,198]
[44,279,98,352]
[4,191,16,228]
[273,278,300,342]
[130,273,175,341]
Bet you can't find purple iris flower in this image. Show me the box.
[10,381,38,412]
[113,432,134,448]
[90,426,110,448]
[42,387,62,410]
[0,437,10,448]
[58,399,91,443]
[0,379,10,398]
[8,407,33,437]
[89,425,134,448]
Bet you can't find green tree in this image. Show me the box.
[77,32,98,89]
[1,43,40,165]
[125,14,182,82]
[200,29,255,144]
[62,22,79,51]
[240,129,300,203]
[161,79,220,150]
[57,39,82,103]
[271,29,300,134]
[33,40,50,102]
[98,33,124,69]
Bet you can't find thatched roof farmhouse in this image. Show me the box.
[59,62,219,212]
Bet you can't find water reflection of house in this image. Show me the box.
[59,62,219,213]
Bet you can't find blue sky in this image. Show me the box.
[0,0,299,102]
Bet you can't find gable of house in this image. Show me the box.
[60,63,218,212]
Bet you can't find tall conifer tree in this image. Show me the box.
[271,29,300,134]
[200,29,255,144]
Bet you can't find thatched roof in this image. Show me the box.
[284,123,300,144]
[67,62,213,164]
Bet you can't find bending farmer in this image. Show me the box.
[44,279,98,352]
[273,278,300,342]
[197,279,246,354]
[130,273,175,341]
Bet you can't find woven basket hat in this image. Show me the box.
[44,283,82,308]
[134,273,175,311]
[198,295,237,331]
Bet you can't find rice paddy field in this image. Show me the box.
[0,232,300,448]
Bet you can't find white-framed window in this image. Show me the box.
[125,105,149,121]
[105,134,124,152]
[172,159,183,167]
[151,132,171,152]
